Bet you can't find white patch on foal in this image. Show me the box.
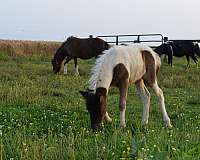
[120,109,126,127]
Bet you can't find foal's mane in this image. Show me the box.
[88,50,109,91]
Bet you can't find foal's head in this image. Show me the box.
[80,88,107,131]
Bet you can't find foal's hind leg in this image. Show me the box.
[151,81,172,128]
[136,79,150,125]
[64,57,72,75]
[74,58,79,76]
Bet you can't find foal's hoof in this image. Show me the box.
[105,117,112,123]
[166,123,173,129]
[141,123,148,128]
[141,120,148,126]
[74,73,79,76]
[120,123,126,128]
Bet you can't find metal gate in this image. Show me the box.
[89,34,200,47]
[89,33,168,46]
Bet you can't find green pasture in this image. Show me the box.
[0,52,200,159]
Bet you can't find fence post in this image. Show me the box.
[137,35,140,43]
[164,37,168,43]
[89,35,93,38]
[116,36,119,45]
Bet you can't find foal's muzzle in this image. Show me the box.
[92,123,101,131]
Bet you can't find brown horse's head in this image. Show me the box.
[102,39,110,50]
[80,88,107,131]
[52,42,67,74]
[51,58,61,74]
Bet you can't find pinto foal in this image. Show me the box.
[80,44,172,130]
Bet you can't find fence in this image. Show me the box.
[90,34,168,46]
[169,39,200,43]
[90,34,200,46]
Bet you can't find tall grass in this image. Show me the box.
[0,40,60,56]
[0,51,200,159]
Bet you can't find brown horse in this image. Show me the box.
[52,36,111,75]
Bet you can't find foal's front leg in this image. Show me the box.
[104,112,112,122]
[119,79,128,128]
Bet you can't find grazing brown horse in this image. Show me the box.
[52,36,111,75]
[80,44,172,131]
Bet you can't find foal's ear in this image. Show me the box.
[79,91,88,99]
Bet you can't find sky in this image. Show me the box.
[0,0,200,41]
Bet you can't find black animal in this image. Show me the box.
[154,41,200,66]
[52,36,111,74]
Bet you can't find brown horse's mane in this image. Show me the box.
[54,36,75,58]
[59,36,74,49]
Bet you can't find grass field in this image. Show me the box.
[0,52,200,160]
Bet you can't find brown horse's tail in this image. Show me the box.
[194,43,200,57]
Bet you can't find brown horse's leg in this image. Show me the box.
[64,57,72,75]
[118,78,129,128]
[74,58,79,76]
[135,79,150,125]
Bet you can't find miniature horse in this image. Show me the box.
[80,44,172,130]
[52,36,110,75]
[154,41,200,66]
